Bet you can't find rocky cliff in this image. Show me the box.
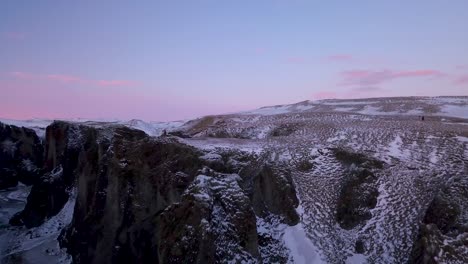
[0,122,44,189]
[6,121,300,263]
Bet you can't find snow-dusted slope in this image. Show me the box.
[177,96,468,263]
[240,96,468,119]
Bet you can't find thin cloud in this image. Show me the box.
[97,80,141,87]
[454,74,468,85]
[326,54,353,62]
[46,74,82,83]
[3,32,25,40]
[8,71,141,87]
[339,69,444,86]
[324,54,386,65]
[9,71,35,79]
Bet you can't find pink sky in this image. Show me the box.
[2,66,466,121]
[1,1,467,121]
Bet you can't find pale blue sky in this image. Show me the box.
[1,0,467,120]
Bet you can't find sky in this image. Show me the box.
[1,0,467,121]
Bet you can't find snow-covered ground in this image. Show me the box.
[0,187,75,264]
[238,96,468,119]
[282,204,325,264]
[178,96,468,263]
[1,96,467,263]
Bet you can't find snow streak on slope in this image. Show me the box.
[282,205,325,264]
[240,96,468,119]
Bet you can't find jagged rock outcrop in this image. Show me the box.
[150,173,260,263]
[59,137,300,263]
[0,122,44,189]
[11,122,97,227]
[8,121,300,263]
[240,162,299,226]
[200,148,300,225]
[60,131,204,263]
[10,121,148,228]
[410,175,468,263]
[180,116,269,139]
[9,166,69,228]
[269,123,300,137]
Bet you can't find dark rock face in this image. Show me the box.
[201,149,300,225]
[10,166,69,227]
[333,148,384,169]
[60,138,299,263]
[60,133,204,264]
[180,116,266,139]
[151,173,260,263]
[409,175,468,263]
[240,163,300,226]
[269,123,299,137]
[10,121,93,227]
[10,122,147,228]
[8,121,300,263]
[333,148,382,230]
[0,122,44,189]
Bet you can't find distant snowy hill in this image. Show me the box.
[240,96,468,119]
[176,96,467,140]
[1,97,466,140]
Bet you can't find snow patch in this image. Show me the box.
[429,149,438,164]
[334,106,356,112]
[120,119,186,137]
[387,135,409,160]
[439,105,468,119]
[346,253,368,264]
[200,153,223,162]
[455,136,468,143]
[357,106,398,116]
[327,131,347,143]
